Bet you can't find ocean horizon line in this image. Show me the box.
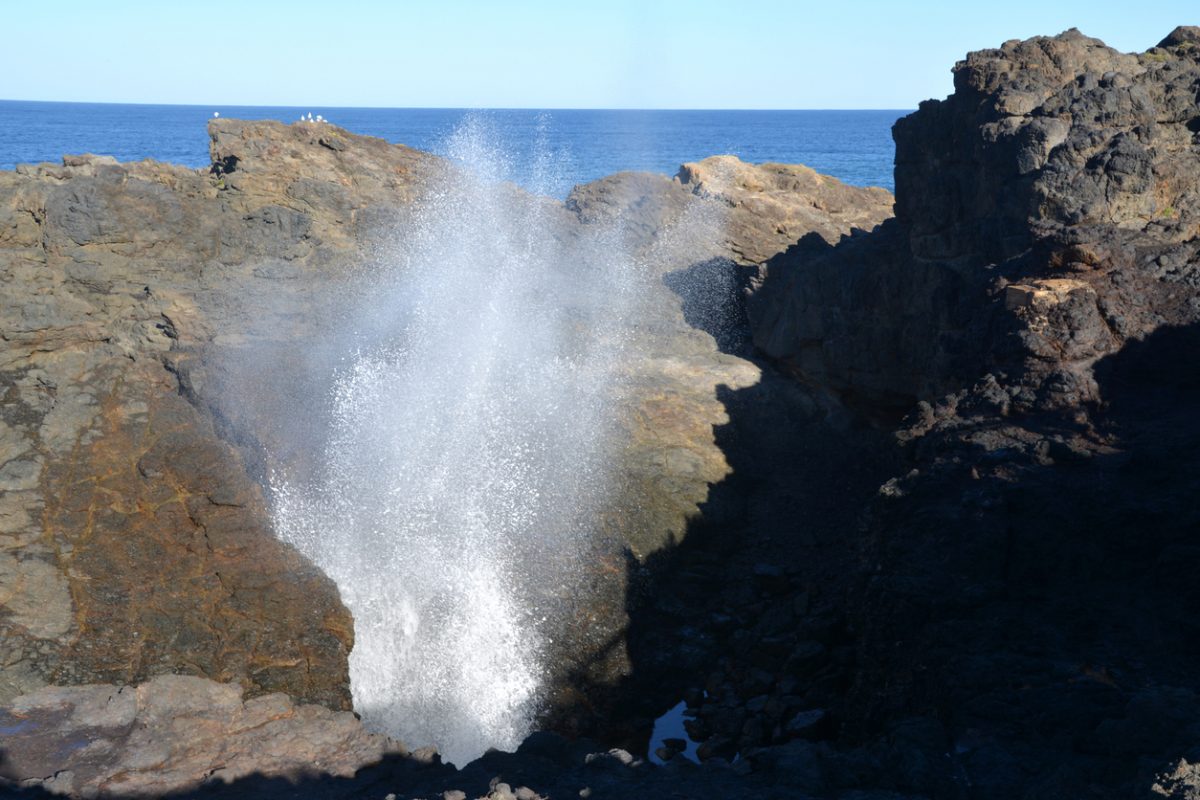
[0,98,915,114]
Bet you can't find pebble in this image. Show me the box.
[489,783,516,800]
[609,748,635,765]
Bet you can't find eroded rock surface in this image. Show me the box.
[741,26,1200,799]
[0,121,467,710]
[0,135,385,709]
[0,677,790,800]
[1,113,893,795]
[750,27,1200,415]
[0,675,420,797]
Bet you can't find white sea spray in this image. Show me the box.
[270,115,651,765]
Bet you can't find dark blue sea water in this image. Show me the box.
[0,100,906,196]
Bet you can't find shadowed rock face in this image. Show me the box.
[743,26,1200,798]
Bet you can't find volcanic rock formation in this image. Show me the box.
[740,26,1200,799]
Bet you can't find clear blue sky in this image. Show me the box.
[0,1,1193,109]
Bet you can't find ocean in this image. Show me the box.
[0,100,906,197]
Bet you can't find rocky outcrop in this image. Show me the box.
[507,156,893,741]
[750,27,1200,416]
[0,675,421,797]
[566,154,892,266]
[572,162,888,551]
[0,112,896,794]
[677,156,893,266]
[0,675,794,800]
[743,26,1200,799]
[0,121,453,709]
[563,157,892,567]
[12,27,1199,795]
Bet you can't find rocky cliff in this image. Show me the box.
[0,114,893,796]
[750,27,1200,416]
[0,127,391,710]
[0,120,507,712]
[742,25,1200,799]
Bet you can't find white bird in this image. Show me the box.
[213,111,220,118]
[307,112,313,121]
[316,114,323,122]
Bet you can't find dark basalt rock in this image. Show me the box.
[752,26,1200,416]
[744,25,1200,799]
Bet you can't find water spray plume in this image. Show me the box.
[270,115,650,765]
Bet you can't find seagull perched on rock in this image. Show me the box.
[213,111,220,118]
